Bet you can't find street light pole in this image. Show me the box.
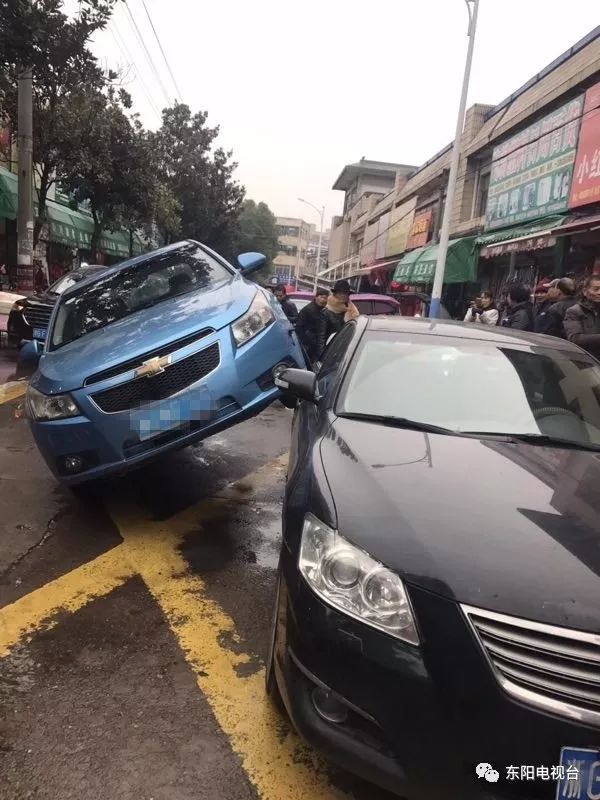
[429,0,480,318]
[17,60,34,293]
[298,198,325,292]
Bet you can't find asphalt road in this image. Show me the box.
[0,381,398,800]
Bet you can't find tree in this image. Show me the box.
[66,95,156,260]
[153,103,245,258]
[0,0,117,245]
[235,200,279,280]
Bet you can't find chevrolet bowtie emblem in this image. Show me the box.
[135,354,171,378]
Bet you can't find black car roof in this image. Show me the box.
[365,316,584,353]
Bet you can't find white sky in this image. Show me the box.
[73,0,599,227]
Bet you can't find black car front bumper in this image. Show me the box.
[273,547,598,800]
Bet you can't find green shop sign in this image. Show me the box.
[485,96,584,230]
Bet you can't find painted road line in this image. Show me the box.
[110,507,345,800]
[0,381,26,405]
[0,545,133,657]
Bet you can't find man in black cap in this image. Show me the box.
[536,278,577,338]
[323,280,360,341]
[296,287,329,364]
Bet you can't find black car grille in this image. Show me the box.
[91,342,220,413]
[84,328,214,386]
[464,604,600,726]
[22,304,52,329]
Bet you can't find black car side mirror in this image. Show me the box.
[275,368,318,403]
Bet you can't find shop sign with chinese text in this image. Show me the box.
[570,81,600,208]
[385,198,416,257]
[406,208,432,250]
[485,96,584,230]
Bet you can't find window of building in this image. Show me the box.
[474,170,491,218]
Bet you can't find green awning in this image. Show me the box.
[0,167,18,219]
[393,237,477,285]
[476,215,566,246]
[0,167,141,258]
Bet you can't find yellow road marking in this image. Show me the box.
[110,503,345,800]
[0,452,346,798]
[0,381,26,405]
[0,545,133,657]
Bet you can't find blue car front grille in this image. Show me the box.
[84,328,214,386]
[91,342,220,413]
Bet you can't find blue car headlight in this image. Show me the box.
[299,513,419,645]
[231,292,275,347]
[27,385,80,421]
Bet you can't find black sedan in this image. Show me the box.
[268,316,600,800]
[7,265,107,346]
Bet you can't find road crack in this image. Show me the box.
[0,509,66,582]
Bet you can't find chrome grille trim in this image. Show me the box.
[22,305,52,328]
[462,604,600,728]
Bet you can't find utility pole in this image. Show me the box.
[429,0,480,318]
[17,33,34,293]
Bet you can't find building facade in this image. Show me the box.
[324,26,600,316]
[273,217,314,285]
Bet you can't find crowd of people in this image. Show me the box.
[463,275,600,359]
[269,272,600,365]
[268,280,359,366]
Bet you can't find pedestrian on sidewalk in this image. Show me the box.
[501,285,533,331]
[324,280,360,340]
[536,278,577,338]
[564,275,600,357]
[296,288,329,364]
[463,291,499,325]
[273,284,299,325]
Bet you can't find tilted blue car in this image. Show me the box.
[25,240,306,486]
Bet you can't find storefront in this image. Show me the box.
[0,166,145,289]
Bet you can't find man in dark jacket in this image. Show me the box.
[296,288,329,363]
[273,284,299,325]
[501,285,533,331]
[537,278,577,338]
[564,275,600,357]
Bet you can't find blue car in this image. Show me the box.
[24,240,306,486]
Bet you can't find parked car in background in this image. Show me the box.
[269,316,600,799]
[24,241,306,488]
[287,291,400,316]
[7,265,108,347]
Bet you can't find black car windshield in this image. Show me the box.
[337,331,600,447]
[50,245,232,349]
[48,269,102,296]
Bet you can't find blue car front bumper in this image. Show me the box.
[29,322,304,484]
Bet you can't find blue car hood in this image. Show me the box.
[34,277,258,394]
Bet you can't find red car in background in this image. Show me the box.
[287,291,401,316]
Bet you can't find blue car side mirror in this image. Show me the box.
[19,338,44,366]
[237,252,266,274]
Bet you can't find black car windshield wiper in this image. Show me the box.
[464,431,600,451]
[336,412,459,436]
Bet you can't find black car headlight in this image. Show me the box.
[231,292,275,346]
[299,514,419,645]
[27,385,80,421]
[10,300,26,313]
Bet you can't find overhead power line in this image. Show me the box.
[140,0,183,103]
[122,0,172,107]
[109,20,163,121]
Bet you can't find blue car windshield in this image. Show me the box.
[50,245,232,349]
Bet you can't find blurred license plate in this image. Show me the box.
[555,747,599,799]
[33,328,47,340]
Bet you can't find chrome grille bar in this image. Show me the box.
[462,604,600,728]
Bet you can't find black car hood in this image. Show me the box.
[21,292,56,309]
[320,418,600,632]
